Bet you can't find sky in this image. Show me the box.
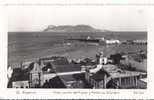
[7,6,147,32]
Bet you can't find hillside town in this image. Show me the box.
[7,38,147,89]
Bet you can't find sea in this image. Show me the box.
[8,31,147,66]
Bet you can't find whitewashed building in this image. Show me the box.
[105,39,121,44]
[12,81,29,88]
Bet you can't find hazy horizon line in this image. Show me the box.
[8,24,147,32]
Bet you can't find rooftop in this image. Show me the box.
[10,62,35,82]
[60,74,76,83]
[140,78,147,83]
[52,63,81,73]
[59,73,85,88]
[48,76,66,88]
[102,64,144,78]
[91,69,109,82]
[40,56,69,65]
[11,68,30,82]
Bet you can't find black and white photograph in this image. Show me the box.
[7,6,147,89]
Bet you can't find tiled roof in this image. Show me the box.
[60,74,76,82]
[102,64,143,78]
[52,63,81,73]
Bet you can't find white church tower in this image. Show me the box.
[98,51,108,65]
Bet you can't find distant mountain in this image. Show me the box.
[43,25,108,32]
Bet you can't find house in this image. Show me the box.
[133,40,147,45]
[8,67,30,88]
[102,64,145,88]
[29,62,42,88]
[85,65,109,88]
[84,51,146,89]
[59,74,85,88]
[12,81,29,88]
[8,61,44,88]
[85,64,146,89]
[21,61,33,69]
[110,53,123,65]
[105,39,121,44]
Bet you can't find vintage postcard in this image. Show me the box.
[0,0,154,99]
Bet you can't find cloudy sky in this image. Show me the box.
[8,6,147,32]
